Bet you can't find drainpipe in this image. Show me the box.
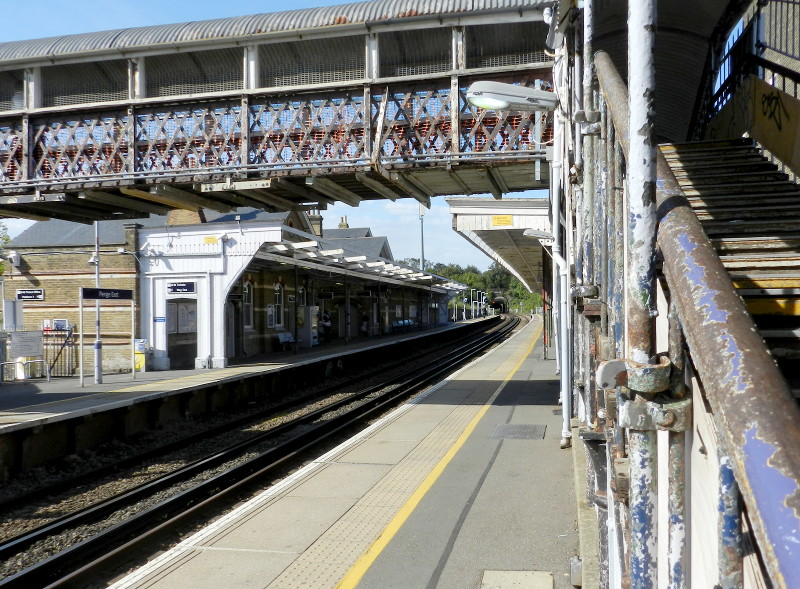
[551,108,571,449]
[627,0,659,586]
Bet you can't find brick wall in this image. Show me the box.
[4,230,139,374]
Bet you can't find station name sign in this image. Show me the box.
[16,289,44,300]
[168,282,196,294]
[81,287,134,300]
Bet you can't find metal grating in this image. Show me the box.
[146,48,243,98]
[32,111,132,179]
[249,92,367,165]
[376,86,453,160]
[490,423,547,440]
[0,120,23,181]
[0,70,24,112]
[465,22,549,69]
[136,103,242,172]
[42,60,128,108]
[259,36,365,88]
[380,29,451,77]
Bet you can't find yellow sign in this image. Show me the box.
[203,236,219,244]
[491,215,513,226]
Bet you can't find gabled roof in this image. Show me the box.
[324,227,373,239]
[322,236,393,261]
[7,208,305,248]
[7,216,163,248]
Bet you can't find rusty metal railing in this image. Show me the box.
[0,76,553,193]
[594,49,800,588]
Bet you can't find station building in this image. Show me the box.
[4,209,464,372]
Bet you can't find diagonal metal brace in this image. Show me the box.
[595,355,672,393]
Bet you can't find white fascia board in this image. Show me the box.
[460,229,534,293]
[290,240,318,250]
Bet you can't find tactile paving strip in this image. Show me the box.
[266,319,543,589]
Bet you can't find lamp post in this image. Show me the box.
[470,288,476,319]
[90,221,102,384]
[419,203,426,272]
[467,80,567,447]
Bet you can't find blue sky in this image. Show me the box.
[3,0,546,270]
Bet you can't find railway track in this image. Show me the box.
[0,315,520,588]
[0,317,501,517]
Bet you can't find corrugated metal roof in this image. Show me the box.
[0,0,546,65]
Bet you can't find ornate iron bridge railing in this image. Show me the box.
[0,76,552,193]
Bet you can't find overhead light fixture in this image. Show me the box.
[87,254,99,266]
[466,81,557,111]
[523,228,555,246]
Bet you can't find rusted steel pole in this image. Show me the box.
[667,302,687,589]
[627,0,659,586]
[581,0,595,287]
[596,47,800,589]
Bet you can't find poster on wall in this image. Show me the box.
[267,304,275,328]
[395,305,402,317]
[178,302,197,333]
[167,303,177,334]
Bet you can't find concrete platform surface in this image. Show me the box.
[108,316,579,589]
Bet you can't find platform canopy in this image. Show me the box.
[446,197,550,292]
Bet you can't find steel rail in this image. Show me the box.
[0,324,494,516]
[0,316,519,588]
[595,50,800,589]
[0,318,499,550]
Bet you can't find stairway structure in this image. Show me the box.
[661,138,800,397]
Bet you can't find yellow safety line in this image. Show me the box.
[335,320,542,588]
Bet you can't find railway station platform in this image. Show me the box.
[0,318,499,478]
[0,318,488,416]
[107,317,586,589]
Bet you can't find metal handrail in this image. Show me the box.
[595,49,800,588]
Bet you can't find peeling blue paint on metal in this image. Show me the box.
[719,458,741,545]
[675,232,730,325]
[743,426,800,585]
[717,331,749,394]
[630,431,658,588]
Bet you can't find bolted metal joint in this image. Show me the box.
[575,109,601,123]
[619,397,692,432]
[571,284,599,299]
[610,457,630,502]
[580,121,602,136]
[595,355,671,393]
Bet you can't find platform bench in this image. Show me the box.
[276,331,296,351]
[391,319,415,333]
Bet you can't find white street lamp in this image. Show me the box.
[466,80,558,111]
